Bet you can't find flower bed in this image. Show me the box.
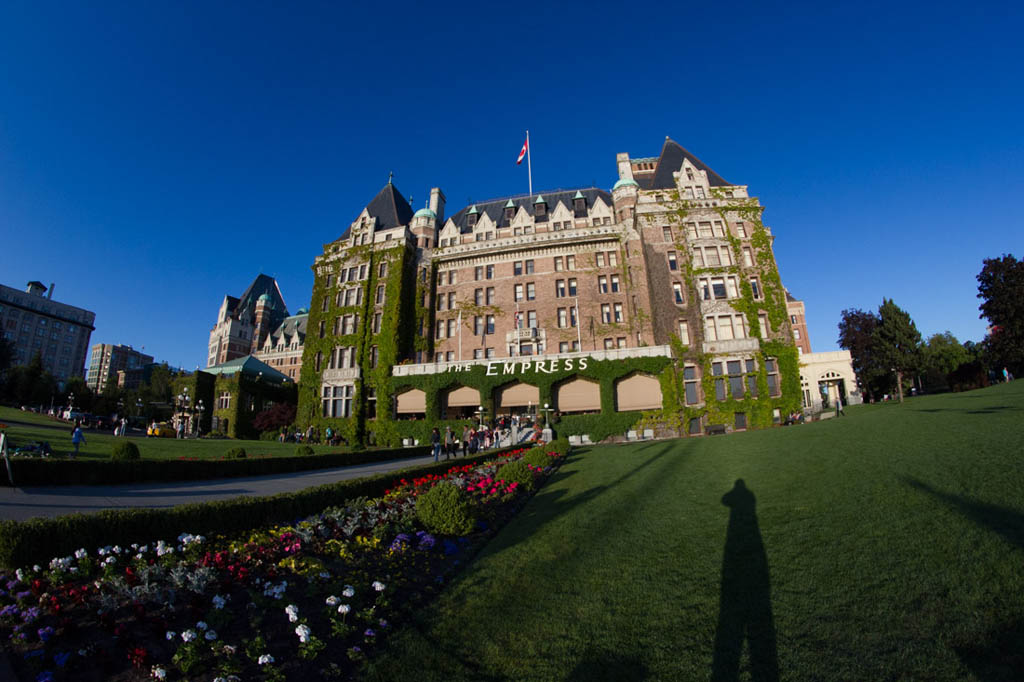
[0,440,569,681]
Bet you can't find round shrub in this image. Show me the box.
[416,481,477,536]
[225,447,247,459]
[259,430,280,442]
[295,445,315,456]
[522,447,554,468]
[110,441,140,461]
[497,459,536,492]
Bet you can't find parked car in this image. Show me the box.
[147,422,176,438]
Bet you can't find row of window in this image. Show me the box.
[324,263,369,287]
[313,346,380,372]
[320,284,386,313]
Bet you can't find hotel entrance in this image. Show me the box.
[495,381,540,417]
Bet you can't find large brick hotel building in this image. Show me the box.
[297,137,805,446]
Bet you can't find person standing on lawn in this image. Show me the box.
[71,424,85,457]
[444,426,454,460]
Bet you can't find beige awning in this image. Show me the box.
[445,385,481,408]
[615,374,663,411]
[396,389,426,413]
[555,378,601,412]
[498,382,540,408]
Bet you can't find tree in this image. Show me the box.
[251,402,297,433]
[872,298,922,402]
[838,308,888,401]
[61,377,93,413]
[977,254,1024,375]
[920,332,969,393]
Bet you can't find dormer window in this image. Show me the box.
[467,206,479,228]
[573,191,587,218]
[504,200,515,225]
[686,169,694,181]
[534,195,548,222]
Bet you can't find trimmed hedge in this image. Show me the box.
[110,441,140,462]
[416,481,477,536]
[2,445,434,487]
[0,445,523,569]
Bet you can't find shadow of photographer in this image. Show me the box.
[711,479,779,682]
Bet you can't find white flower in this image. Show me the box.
[205,629,218,641]
[74,548,88,559]
[318,571,330,578]
[258,654,275,665]
[222,645,236,655]
[342,585,355,598]
[32,565,41,572]
[212,594,227,609]
[214,678,227,682]
[196,621,208,631]
[139,545,148,553]
[15,569,24,582]
[325,595,340,607]
[372,580,386,592]
[181,629,197,643]
[152,666,167,680]
[285,604,299,622]
[165,631,176,641]
[135,553,144,560]
[295,624,311,643]
[112,545,122,554]
[337,604,351,615]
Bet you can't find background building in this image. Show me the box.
[297,137,808,446]
[86,343,154,393]
[207,274,289,367]
[0,280,95,384]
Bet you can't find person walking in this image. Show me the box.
[430,427,441,462]
[176,420,185,439]
[461,426,470,457]
[444,426,454,460]
[835,393,845,417]
[71,424,86,457]
[1003,367,1010,383]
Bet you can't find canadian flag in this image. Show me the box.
[516,137,528,165]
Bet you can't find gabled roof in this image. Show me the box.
[447,187,612,233]
[203,355,293,384]
[235,274,288,329]
[364,182,414,231]
[267,313,308,348]
[639,138,730,189]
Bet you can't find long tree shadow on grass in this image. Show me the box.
[902,477,1024,550]
[564,649,649,681]
[711,479,779,682]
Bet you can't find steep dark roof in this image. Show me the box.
[267,313,308,348]
[447,188,612,233]
[223,295,240,314]
[365,182,414,231]
[639,138,730,189]
[236,274,288,329]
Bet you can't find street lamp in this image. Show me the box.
[476,405,485,430]
[68,393,75,421]
[540,402,554,428]
[196,399,205,436]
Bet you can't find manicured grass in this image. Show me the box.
[365,383,1024,682]
[0,406,341,460]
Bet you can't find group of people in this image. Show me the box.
[430,425,501,462]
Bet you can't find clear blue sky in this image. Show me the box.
[2,1,1021,372]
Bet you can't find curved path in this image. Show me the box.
[0,454,458,522]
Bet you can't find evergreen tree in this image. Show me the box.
[977,254,1024,375]
[872,298,922,402]
[920,332,969,393]
[838,308,887,401]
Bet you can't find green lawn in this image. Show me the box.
[365,383,1024,682]
[0,406,342,460]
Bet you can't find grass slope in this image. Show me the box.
[365,383,1024,682]
[0,406,340,460]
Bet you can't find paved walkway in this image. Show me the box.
[0,454,455,522]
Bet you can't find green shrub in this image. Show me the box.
[521,447,553,468]
[416,481,477,536]
[225,447,247,460]
[110,441,141,462]
[259,430,280,442]
[296,445,315,456]
[496,459,536,492]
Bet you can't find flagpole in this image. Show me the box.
[526,130,533,196]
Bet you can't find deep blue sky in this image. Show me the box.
[2,1,1021,372]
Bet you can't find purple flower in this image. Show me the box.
[416,533,436,551]
[37,626,54,643]
[364,628,376,637]
[36,672,54,682]
[22,607,40,623]
[1,605,20,618]
[6,580,19,591]
[15,591,32,601]
[54,652,71,667]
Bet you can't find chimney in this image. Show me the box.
[429,187,446,224]
[616,153,634,181]
[48,283,55,299]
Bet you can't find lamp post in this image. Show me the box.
[540,402,554,428]
[68,393,75,421]
[196,399,205,436]
[476,405,485,431]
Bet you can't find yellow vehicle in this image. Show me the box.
[147,422,176,438]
